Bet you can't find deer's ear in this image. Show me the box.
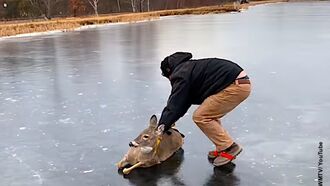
[149,115,158,128]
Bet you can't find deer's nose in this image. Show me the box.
[129,141,139,147]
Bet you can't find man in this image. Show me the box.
[157,52,251,166]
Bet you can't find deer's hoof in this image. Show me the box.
[123,168,131,174]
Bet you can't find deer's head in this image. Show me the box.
[129,115,161,155]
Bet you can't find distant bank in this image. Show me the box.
[0,0,287,38]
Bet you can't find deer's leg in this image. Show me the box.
[117,155,130,168]
[123,162,143,174]
[117,160,130,169]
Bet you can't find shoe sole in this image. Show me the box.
[213,147,243,167]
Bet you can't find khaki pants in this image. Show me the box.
[192,83,251,151]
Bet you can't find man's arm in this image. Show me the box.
[158,76,191,131]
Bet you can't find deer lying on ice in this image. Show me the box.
[117,115,184,174]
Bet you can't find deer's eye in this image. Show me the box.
[142,135,149,140]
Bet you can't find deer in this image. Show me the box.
[117,115,184,174]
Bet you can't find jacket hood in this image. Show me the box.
[161,52,192,78]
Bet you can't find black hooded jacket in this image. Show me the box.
[159,52,243,131]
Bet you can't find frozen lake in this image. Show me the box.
[1,1,330,185]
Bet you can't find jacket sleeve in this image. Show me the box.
[159,76,191,131]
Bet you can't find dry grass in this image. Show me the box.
[0,0,286,37]
[0,13,159,37]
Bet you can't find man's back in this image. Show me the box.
[171,58,243,105]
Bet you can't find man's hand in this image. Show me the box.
[156,124,165,135]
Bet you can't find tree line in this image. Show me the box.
[0,0,234,20]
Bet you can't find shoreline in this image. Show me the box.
[0,0,287,39]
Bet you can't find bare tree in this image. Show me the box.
[130,0,136,12]
[28,0,57,19]
[140,0,144,12]
[28,0,44,17]
[42,0,52,18]
[165,0,169,10]
[147,0,150,11]
[176,0,185,9]
[87,0,99,16]
[116,0,121,12]
[69,0,86,17]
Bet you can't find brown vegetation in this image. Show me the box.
[0,0,286,38]
[0,12,159,37]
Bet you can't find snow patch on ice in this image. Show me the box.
[0,30,63,41]
[59,118,73,124]
[19,127,27,130]
[102,147,108,151]
[5,97,18,102]
[102,129,111,133]
[82,169,94,174]
[80,153,85,161]
[32,170,43,184]
[100,104,107,109]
